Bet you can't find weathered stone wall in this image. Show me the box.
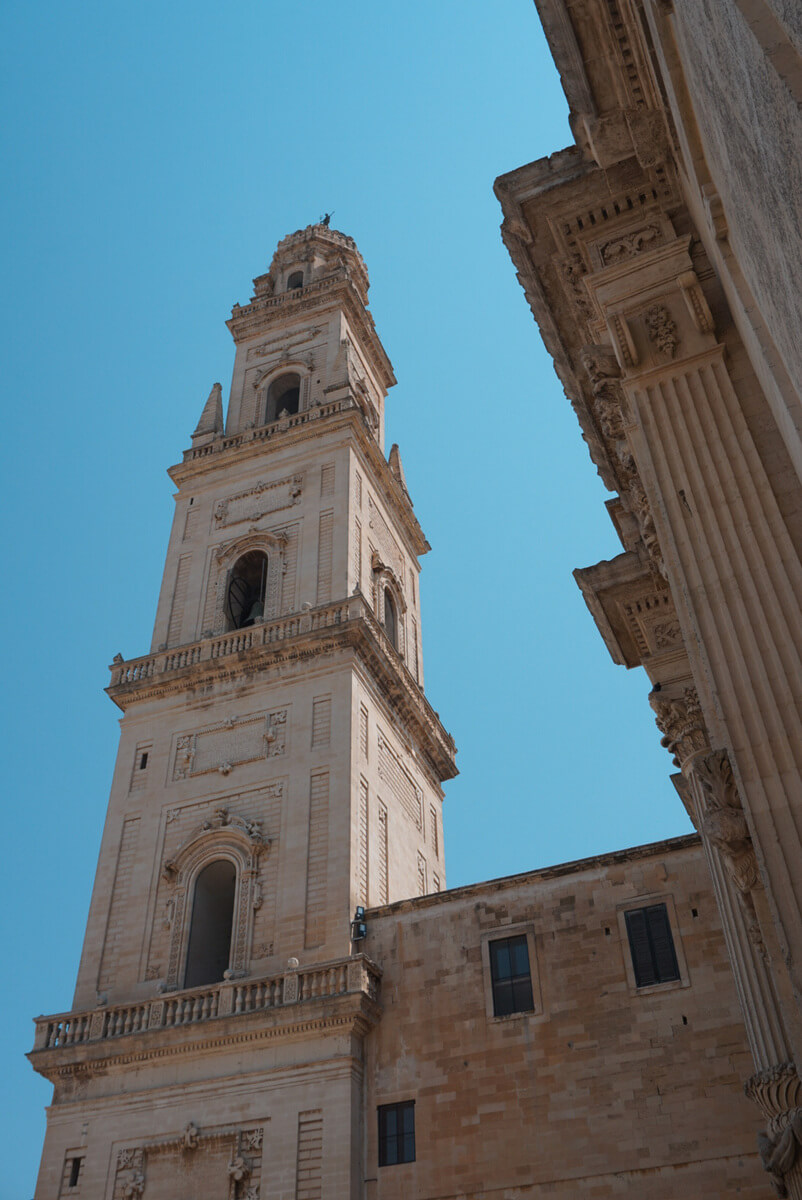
[363,836,766,1197]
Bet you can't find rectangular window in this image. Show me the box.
[69,1158,82,1188]
[489,934,534,1017]
[378,1101,415,1166]
[624,902,680,987]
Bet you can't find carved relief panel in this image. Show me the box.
[171,709,288,782]
[113,1124,264,1199]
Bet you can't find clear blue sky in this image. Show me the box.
[1,3,690,1193]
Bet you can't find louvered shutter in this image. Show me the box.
[646,903,680,982]
[625,907,658,986]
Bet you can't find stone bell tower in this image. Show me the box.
[29,223,456,1200]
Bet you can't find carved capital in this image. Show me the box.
[650,685,708,768]
[744,1061,802,1195]
[694,748,761,894]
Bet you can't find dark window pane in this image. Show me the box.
[378,1101,415,1167]
[489,935,534,1016]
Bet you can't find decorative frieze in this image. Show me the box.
[172,710,287,781]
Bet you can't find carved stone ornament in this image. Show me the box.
[644,303,678,357]
[599,224,662,266]
[183,1122,200,1150]
[581,343,627,440]
[649,685,708,769]
[756,1108,802,1197]
[625,480,667,579]
[122,1173,146,1198]
[228,1155,251,1182]
[693,748,761,895]
[558,252,594,319]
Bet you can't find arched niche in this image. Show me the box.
[250,362,311,427]
[207,531,288,636]
[161,809,267,990]
[184,859,237,988]
[371,555,406,657]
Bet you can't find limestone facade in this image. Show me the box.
[495,2,802,1194]
[30,224,773,1197]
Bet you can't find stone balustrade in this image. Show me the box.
[186,396,356,461]
[110,598,361,687]
[107,594,456,772]
[33,955,381,1052]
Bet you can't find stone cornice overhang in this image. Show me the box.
[574,548,657,669]
[28,991,381,1086]
[494,148,682,493]
[495,149,618,490]
[366,833,702,921]
[227,273,396,392]
[107,602,457,782]
[169,402,430,560]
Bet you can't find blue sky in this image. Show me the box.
[2,3,690,1193]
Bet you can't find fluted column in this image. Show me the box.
[584,235,802,1057]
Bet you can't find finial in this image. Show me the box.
[192,382,224,439]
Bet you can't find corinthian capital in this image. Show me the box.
[649,685,708,769]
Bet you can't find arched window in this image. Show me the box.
[383,587,397,648]
[184,859,236,988]
[266,372,301,422]
[226,550,268,629]
[286,271,304,290]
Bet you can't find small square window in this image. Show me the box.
[624,903,680,987]
[378,1100,415,1166]
[489,934,534,1017]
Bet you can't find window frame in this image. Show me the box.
[616,892,690,996]
[377,1100,416,1167]
[480,923,541,1022]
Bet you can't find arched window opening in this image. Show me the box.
[266,372,301,422]
[226,550,268,629]
[383,587,397,649]
[184,859,236,989]
[286,271,304,290]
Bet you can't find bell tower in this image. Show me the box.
[29,224,456,1200]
